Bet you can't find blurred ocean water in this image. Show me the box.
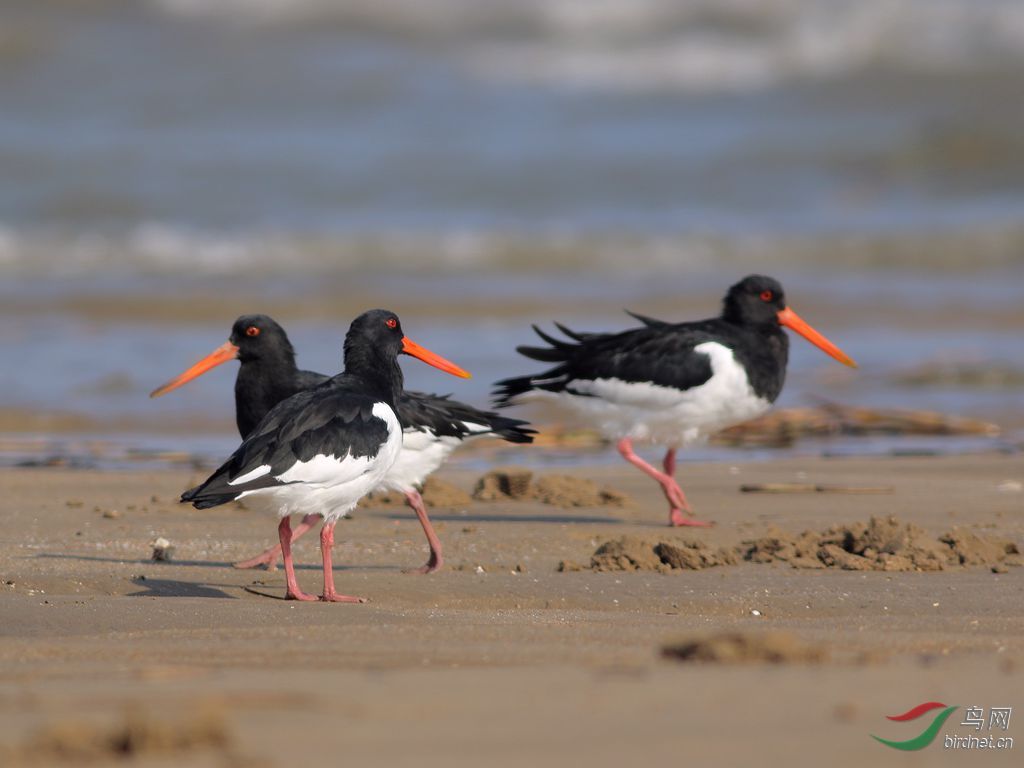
[1,0,1022,462]
[1,0,1023,259]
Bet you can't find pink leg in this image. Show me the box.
[663,448,677,477]
[318,521,366,603]
[279,516,317,601]
[234,513,320,571]
[402,489,444,575]
[616,438,711,527]
[661,448,696,517]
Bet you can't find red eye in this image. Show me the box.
[760,290,773,302]
[246,326,260,337]
[385,318,397,329]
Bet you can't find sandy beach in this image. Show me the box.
[1,453,1021,766]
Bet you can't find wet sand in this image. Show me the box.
[1,454,1022,766]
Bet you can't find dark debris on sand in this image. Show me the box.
[663,631,828,665]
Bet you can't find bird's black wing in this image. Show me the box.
[493,313,727,406]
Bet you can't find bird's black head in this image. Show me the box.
[229,314,296,363]
[344,309,406,364]
[721,275,857,368]
[721,275,787,326]
[343,309,471,398]
[149,313,299,399]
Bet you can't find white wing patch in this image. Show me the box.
[458,421,491,435]
[275,451,377,487]
[229,464,271,486]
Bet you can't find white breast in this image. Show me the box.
[515,342,771,447]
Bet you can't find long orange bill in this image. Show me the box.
[777,307,857,368]
[401,337,472,379]
[149,341,241,398]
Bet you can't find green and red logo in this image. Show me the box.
[872,702,958,751]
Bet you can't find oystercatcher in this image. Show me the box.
[180,309,471,601]
[152,314,533,573]
[493,275,857,526]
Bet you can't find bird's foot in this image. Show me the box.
[233,550,279,571]
[318,592,366,603]
[668,509,713,528]
[285,589,319,602]
[663,482,692,512]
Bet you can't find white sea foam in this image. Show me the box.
[149,0,1024,91]
[1,222,1023,277]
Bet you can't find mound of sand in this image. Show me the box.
[473,468,630,508]
[586,535,736,573]
[940,528,1020,566]
[532,475,629,508]
[663,632,827,665]
[739,516,1021,572]
[472,468,534,501]
[576,517,1020,574]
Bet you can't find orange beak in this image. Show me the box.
[401,336,472,379]
[149,341,241,398]
[777,307,857,368]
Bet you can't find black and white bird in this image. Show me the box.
[493,275,857,526]
[178,309,471,602]
[152,313,533,574]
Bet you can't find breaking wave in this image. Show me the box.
[149,0,1024,91]
[2,222,1023,277]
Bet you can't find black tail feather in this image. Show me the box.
[493,321,586,407]
[624,310,668,328]
[492,372,561,408]
[553,321,592,342]
[514,344,566,363]
[531,324,574,350]
[182,492,240,510]
[397,391,536,443]
[475,412,536,443]
[180,480,240,509]
[178,442,283,509]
